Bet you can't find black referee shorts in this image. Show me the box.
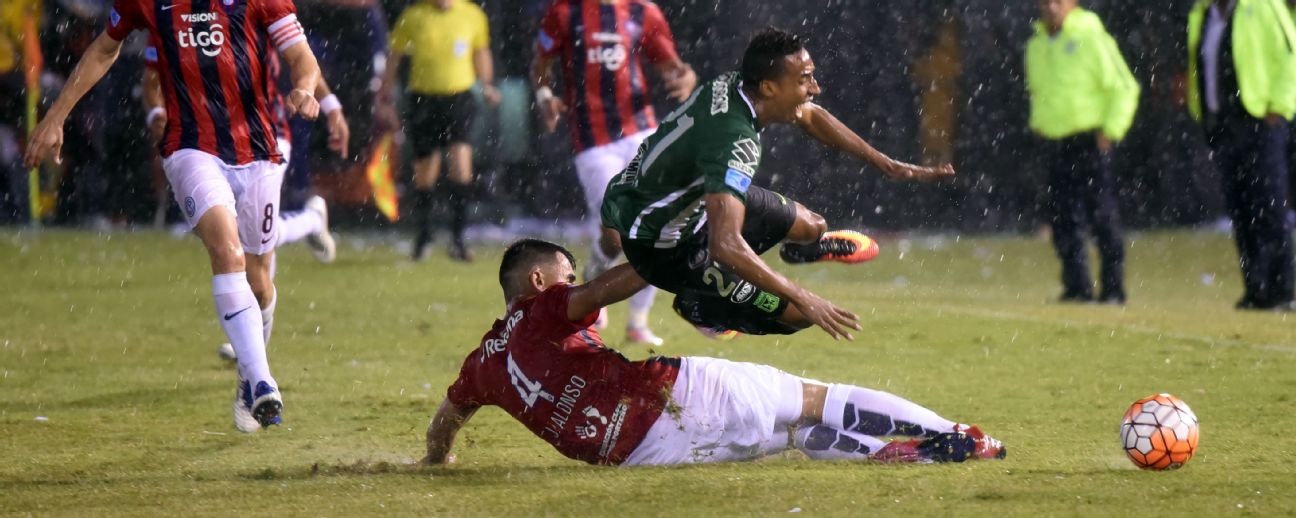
[621,186,802,335]
[405,91,476,158]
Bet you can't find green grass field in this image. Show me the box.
[2,228,1294,515]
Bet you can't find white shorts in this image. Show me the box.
[574,129,654,230]
[622,357,808,466]
[163,149,284,255]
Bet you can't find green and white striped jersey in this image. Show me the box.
[600,71,762,248]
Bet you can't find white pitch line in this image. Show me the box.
[919,303,1296,355]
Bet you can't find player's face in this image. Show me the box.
[548,253,578,286]
[1038,0,1076,30]
[773,50,820,122]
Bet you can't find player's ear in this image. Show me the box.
[528,267,546,291]
[759,78,777,99]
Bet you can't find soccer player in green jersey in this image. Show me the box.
[601,28,954,340]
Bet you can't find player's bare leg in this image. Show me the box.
[193,207,280,432]
[410,152,444,261]
[445,143,474,262]
[790,382,1004,462]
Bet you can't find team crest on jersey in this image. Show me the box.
[184,196,196,218]
[728,138,759,175]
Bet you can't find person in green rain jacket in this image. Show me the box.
[1025,0,1140,304]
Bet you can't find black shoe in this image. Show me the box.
[915,432,979,463]
[1236,297,1267,310]
[1098,292,1126,305]
[411,229,433,262]
[1058,292,1094,304]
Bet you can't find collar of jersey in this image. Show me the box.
[736,80,759,128]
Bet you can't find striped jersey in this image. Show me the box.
[537,0,680,152]
[144,38,291,142]
[601,72,762,248]
[107,0,307,165]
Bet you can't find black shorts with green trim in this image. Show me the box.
[621,186,803,335]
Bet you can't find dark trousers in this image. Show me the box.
[1043,134,1125,300]
[1206,116,1294,306]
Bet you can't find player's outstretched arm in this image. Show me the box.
[794,102,955,182]
[280,41,321,120]
[422,399,478,465]
[705,193,860,340]
[314,78,350,158]
[23,32,124,168]
[654,59,697,102]
[531,53,566,134]
[566,263,649,322]
[141,68,167,144]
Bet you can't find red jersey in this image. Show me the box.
[537,0,680,152]
[108,0,307,165]
[446,284,680,465]
[144,39,291,142]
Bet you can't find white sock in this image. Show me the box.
[822,384,956,437]
[261,288,277,345]
[794,424,887,460]
[277,209,322,246]
[582,245,616,282]
[627,286,656,329]
[212,272,275,387]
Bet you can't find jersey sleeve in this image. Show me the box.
[258,0,306,52]
[530,284,599,335]
[472,5,490,51]
[105,0,144,41]
[535,2,567,58]
[445,350,484,407]
[389,10,414,55]
[639,2,679,65]
[697,117,759,203]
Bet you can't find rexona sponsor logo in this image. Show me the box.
[178,13,225,57]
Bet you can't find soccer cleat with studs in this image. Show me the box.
[304,195,336,264]
[250,381,283,429]
[954,423,1007,460]
[233,379,261,433]
[779,230,880,264]
[625,326,665,346]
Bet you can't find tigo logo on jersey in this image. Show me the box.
[110,9,121,27]
[178,14,225,57]
[587,32,627,71]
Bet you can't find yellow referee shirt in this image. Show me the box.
[390,0,490,96]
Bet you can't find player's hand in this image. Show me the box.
[1096,133,1112,153]
[792,291,861,341]
[664,63,697,102]
[287,88,320,120]
[419,453,456,465]
[482,84,502,107]
[326,109,350,158]
[539,97,567,134]
[23,116,65,168]
[883,160,955,182]
[149,112,168,145]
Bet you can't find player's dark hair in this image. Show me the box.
[498,238,577,296]
[741,28,806,87]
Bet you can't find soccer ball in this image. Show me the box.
[1120,393,1199,470]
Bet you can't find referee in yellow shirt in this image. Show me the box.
[381,0,500,262]
[1026,0,1140,304]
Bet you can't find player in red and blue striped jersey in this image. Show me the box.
[25,0,324,433]
[532,0,697,346]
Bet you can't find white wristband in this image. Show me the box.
[145,107,165,126]
[319,94,342,115]
[535,86,554,104]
